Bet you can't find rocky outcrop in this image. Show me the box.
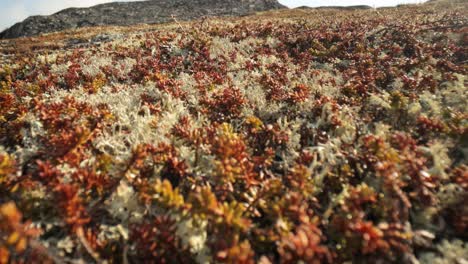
[0,0,286,39]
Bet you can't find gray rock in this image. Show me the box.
[0,0,286,39]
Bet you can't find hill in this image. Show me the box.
[0,0,285,39]
[0,1,467,263]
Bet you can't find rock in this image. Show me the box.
[0,0,286,39]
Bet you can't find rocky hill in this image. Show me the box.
[0,0,285,39]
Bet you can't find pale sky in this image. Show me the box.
[0,0,426,31]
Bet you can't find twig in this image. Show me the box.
[171,14,188,34]
[76,227,101,264]
[122,243,129,264]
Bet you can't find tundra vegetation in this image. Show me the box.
[0,1,466,263]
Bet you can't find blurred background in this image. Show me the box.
[0,0,426,31]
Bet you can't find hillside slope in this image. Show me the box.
[0,0,285,39]
[0,1,467,263]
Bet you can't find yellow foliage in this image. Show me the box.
[245,115,263,130]
[220,201,251,231]
[213,123,252,184]
[0,154,15,184]
[153,179,186,210]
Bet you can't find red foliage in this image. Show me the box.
[201,86,246,122]
[64,62,83,89]
[287,84,310,104]
[417,115,446,137]
[278,223,333,264]
[54,184,91,232]
[140,92,162,116]
[130,215,193,262]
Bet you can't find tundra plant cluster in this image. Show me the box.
[0,3,467,263]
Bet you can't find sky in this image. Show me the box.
[0,0,426,31]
